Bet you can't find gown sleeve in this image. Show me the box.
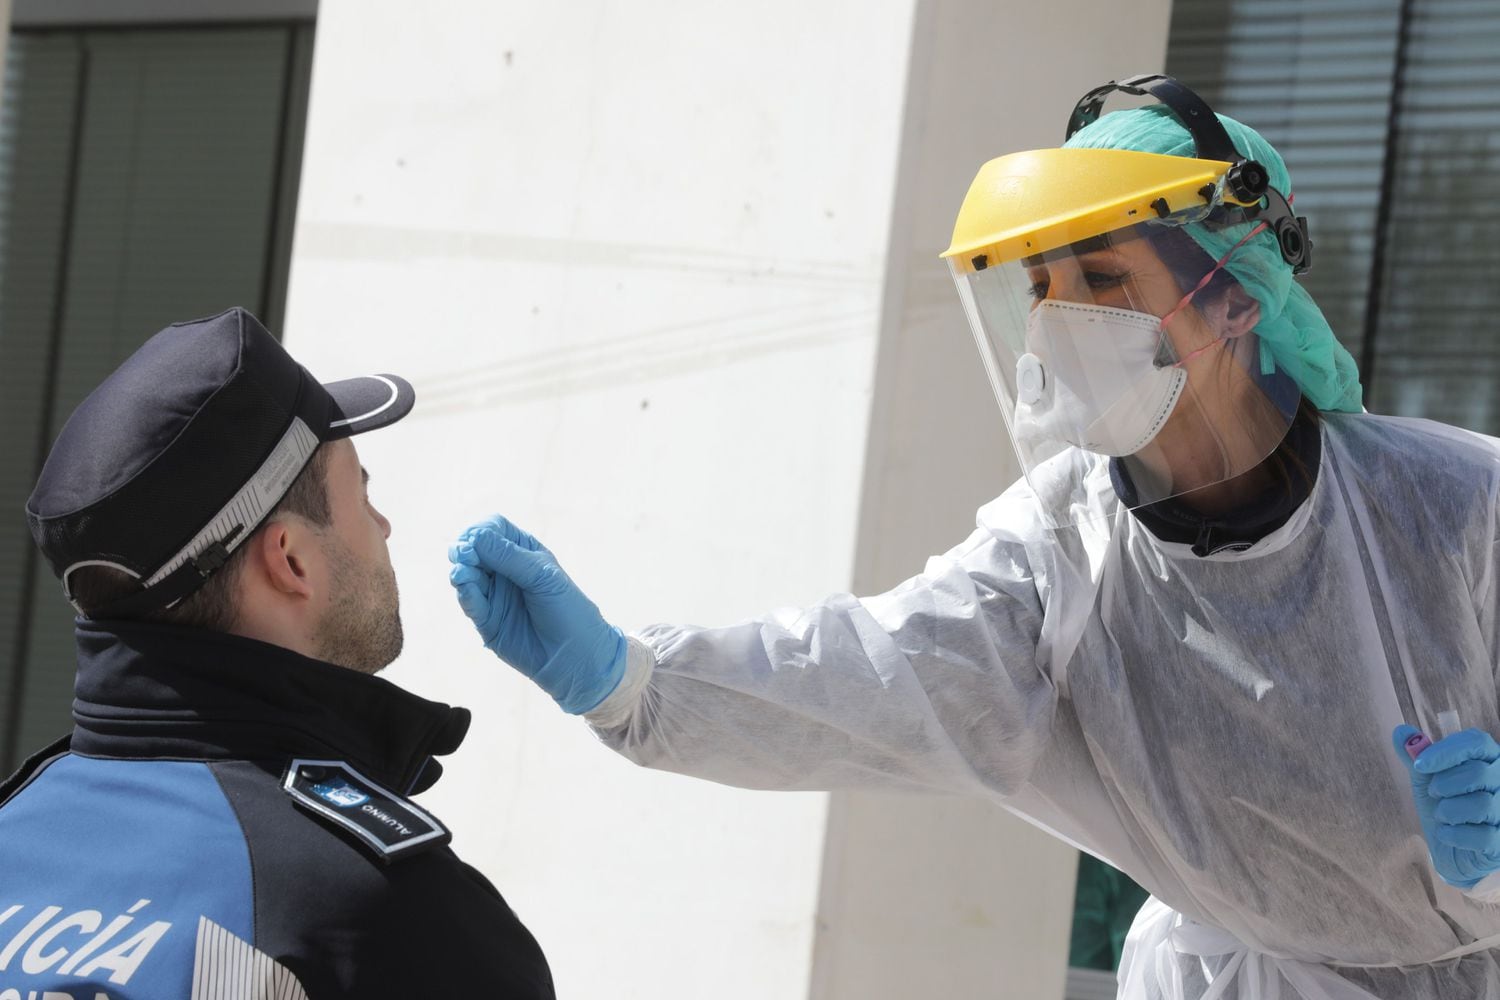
[586,524,1057,797]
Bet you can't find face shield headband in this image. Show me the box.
[1067,74,1311,276]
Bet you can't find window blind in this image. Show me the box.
[1365,0,1500,430]
[1167,0,1403,369]
[0,35,83,759]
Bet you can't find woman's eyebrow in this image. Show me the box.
[1073,250,1126,268]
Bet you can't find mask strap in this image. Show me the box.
[1161,220,1271,366]
[1173,330,1246,368]
[1161,193,1293,330]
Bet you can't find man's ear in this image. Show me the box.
[244,519,315,599]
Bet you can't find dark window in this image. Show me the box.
[1166,0,1500,427]
[0,20,314,769]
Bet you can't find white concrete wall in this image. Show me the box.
[284,2,911,997]
[283,1,1171,997]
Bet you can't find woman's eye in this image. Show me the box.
[1085,271,1126,289]
[1026,281,1049,300]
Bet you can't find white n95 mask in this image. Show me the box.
[1012,300,1187,457]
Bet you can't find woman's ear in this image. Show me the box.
[1224,284,1262,340]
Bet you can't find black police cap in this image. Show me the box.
[26,307,415,619]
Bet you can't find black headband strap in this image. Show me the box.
[1066,73,1241,164]
[1064,73,1312,274]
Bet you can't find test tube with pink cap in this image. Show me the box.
[1404,710,1462,760]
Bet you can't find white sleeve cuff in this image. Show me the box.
[1462,871,1500,904]
[585,635,656,729]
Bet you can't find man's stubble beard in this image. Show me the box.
[312,537,404,674]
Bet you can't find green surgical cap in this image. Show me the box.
[1065,105,1363,412]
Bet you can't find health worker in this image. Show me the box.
[449,75,1500,1000]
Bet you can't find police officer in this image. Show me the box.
[0,308,554,999]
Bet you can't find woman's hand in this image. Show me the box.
[1393,725,1500,889]
[449,515,626,715]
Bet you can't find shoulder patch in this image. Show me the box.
[282,759,450,864]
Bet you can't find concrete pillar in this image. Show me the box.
[0,0,12,96]
[813,1,1173,997]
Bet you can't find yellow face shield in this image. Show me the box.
[943,147,1239,273]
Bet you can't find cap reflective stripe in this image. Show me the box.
[328,375,400,429]
[60,559,140,613]
[144,417,319,586]
[62,559,141,592]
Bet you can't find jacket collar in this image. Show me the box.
[1112,402,1323,557]
[70,618,470,795]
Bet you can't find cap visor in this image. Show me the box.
[323,374,415,439]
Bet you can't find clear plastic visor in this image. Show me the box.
[952,224,1298,529]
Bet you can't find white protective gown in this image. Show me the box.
[587,412,1500,1000]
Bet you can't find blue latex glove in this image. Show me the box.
[1392,725,1500,889]
[448,515,626,715]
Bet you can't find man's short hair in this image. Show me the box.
[68,446,334,632]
